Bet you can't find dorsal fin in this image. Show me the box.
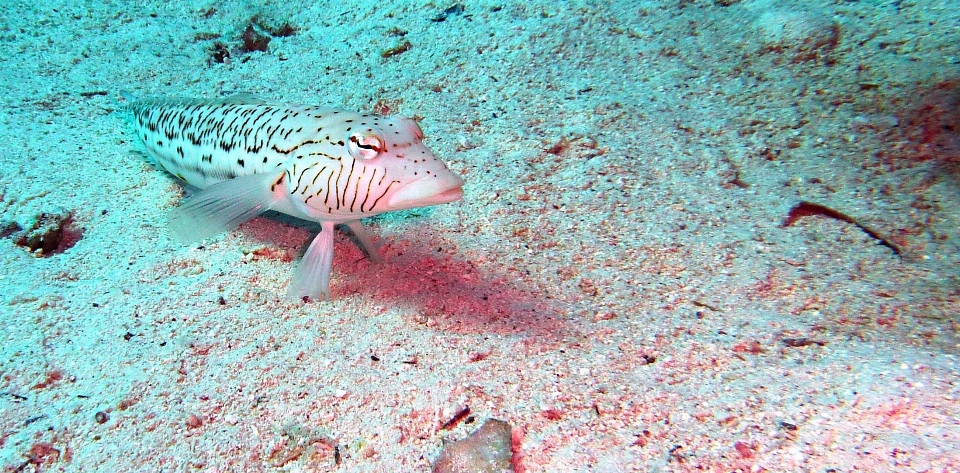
[218,92,265,104]
[121,92,271,109]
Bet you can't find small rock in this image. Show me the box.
[186,413,203,429]
[240,24,270,53]
[433,419,513,473]
[14,210,82,256]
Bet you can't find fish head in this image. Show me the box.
[365,116,464,211]
[298,112,464,218]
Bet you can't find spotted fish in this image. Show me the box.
[121,91,464,301]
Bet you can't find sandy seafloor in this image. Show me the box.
[1,0,959,471]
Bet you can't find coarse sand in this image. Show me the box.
[1,1,958,471]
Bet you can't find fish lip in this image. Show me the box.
[430,186,465,204]
[387,173,465,210]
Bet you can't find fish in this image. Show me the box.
[121,91,464,301]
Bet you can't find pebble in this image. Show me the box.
[433,419,513,473]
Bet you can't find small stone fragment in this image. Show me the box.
[240,23,270,52]
[433,419,513,473]
[431,3,465,23]
[381,40,412,58]
[208,41,230,63]
[186,413,203,429]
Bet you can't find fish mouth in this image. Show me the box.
[388,173,465,210]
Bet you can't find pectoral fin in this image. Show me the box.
[168,172,285,244]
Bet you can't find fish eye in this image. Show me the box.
[348,132,383,160]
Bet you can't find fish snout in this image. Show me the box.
[387,170,464,210]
